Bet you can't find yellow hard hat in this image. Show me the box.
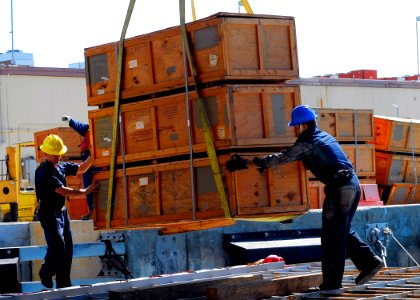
[40,134,68,156]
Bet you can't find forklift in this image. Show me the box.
[0,142,38,222]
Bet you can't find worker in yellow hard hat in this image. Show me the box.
[35,134,100,289]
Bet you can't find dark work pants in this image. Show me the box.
[321,175,377,290]
[39,207,73,288]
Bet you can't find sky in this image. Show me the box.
[1,0,420,78]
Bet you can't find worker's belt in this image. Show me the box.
[333,169,355,186]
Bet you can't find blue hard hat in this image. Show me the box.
[288,105,317,126]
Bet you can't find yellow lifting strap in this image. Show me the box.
[240,0,254,14]
[179,0,231,218]
[106,0,137,229]
[191,0,196,21]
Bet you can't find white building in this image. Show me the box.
[0,65,89,156]
[0,50,34,66]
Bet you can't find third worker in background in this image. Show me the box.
[62,116,94,220]
[226,104,384,292]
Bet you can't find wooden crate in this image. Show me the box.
[315,108,374,142]
[375,151,420,185]
[91,154,308,229]
[85,12,298,106]
[65,172,89,220]
[84,41,118,107]
[34,127,83,162]
[385,183,420,205]
[308,180,381,209]
[373,115,420,154]
[89,84,301,166]
[306,143,376,179]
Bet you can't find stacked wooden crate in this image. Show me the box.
[33,127,88,219]
[85,12,311,229]
[373,115,420,205]
[306,108,382,209]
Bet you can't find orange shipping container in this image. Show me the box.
[89,84,301,166]
[85,12,298,106]
[91,154,308,229]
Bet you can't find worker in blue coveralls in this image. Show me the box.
[36,134,99,289]
[62,115,94,220]
[226,105,384,292]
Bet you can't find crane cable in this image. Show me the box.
[106,0,136,229]
[179,0,233,218]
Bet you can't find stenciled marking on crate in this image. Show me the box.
[393,124,404,141]
[94,116,113,149]
[272,94,287,134]
[88,53,109,84]
[193,25,219,51]
[389,159,404,183]
[194,96,219,128]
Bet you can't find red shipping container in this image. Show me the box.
[351,69,377,79]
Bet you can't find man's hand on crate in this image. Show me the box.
[226,154,249,173]
[252,157,268,173]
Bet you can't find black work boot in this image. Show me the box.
[39,268,53,289]
[356,256,384,285]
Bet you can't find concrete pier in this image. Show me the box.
[1,205,419,279]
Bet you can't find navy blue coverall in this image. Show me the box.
[69,118,93,213]
[35,160,79,288]
[262,125,378,290]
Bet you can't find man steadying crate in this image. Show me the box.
[62,116,94,220]
[226,105,384,292]
[35,134,99,288]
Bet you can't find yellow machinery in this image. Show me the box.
[0,142,38,222]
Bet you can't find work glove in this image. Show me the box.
[225,154,249,173]
[252,157,268,173]
[62,115,71,123]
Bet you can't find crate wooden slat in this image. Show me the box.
[85,13,298,106]
[306,143,376,179]
[91,154,308,229]
[34,127,83,162]
[315,108,374,142]
[89,84,301,166]
[375,151,420,185]
[374,115,420,154]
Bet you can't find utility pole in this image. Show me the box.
[10,0,15,65]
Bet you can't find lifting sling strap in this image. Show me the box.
[106,0,136,229]
[179,0,231,218]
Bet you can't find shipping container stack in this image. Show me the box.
[84,12,311,229]
[306,108,383,209]
[373,115,420,205]
[33,127,87,219]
